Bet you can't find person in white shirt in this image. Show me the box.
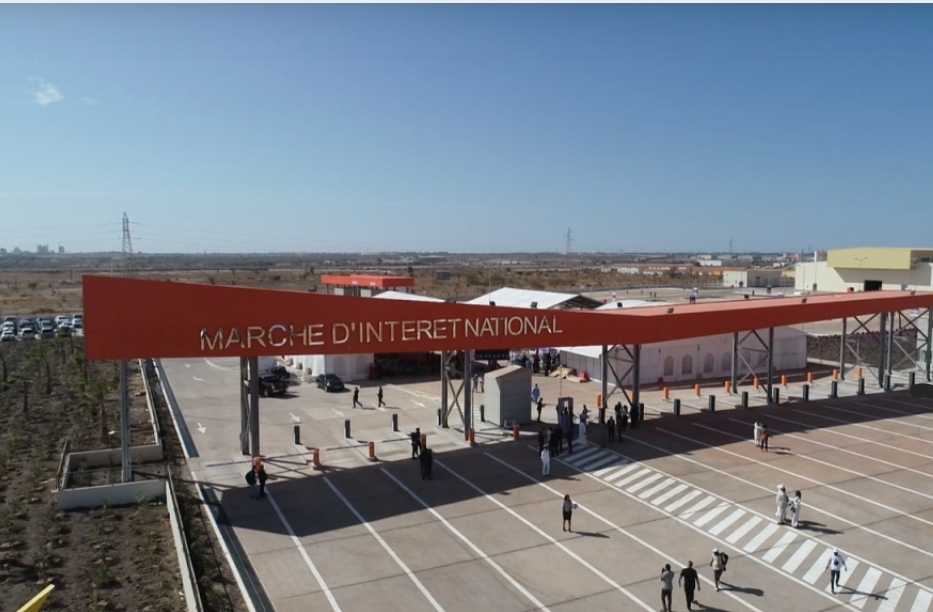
[541,447,551,477]
[775,485,789,524]
[753,421,762,447]
[825,549,848,594]
[791,491,802,528]
[660,564,675,612]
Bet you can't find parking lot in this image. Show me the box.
[162,357,933,612]
[0,313,84,341]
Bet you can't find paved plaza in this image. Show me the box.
[162,357,933,612]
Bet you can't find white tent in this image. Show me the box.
[465,287,602,310]
[558,326,807,386]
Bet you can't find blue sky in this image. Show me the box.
[1,3,932,254]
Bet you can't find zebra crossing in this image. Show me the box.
[549,444,933,612]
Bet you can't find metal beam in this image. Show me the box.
[601,345,609,409]
[877,313,887,388]
[766,328,774,403]
[839,317,847,381]
[239,357,249,455]
[632,344,641,413]
[439,350,449,427]
[928,309,933,382]
[841,313,881,379]
[886,312,895,378]
[120,360,132,482]
[730,333,738,394]
[463,351,472,438]
[248,356,260,457]
[604,345,634,406]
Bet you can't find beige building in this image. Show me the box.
[794,247,933,293]
[722,268,788,288]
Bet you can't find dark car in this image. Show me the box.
[259,375,289,397]
[315,373,345,392]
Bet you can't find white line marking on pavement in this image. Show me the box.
[323,478,445,612]
[185,364,191,368]
[579,454,621,471]
[694,422,933,517]
[604,463,641,482]
[484,453,769,612]
[680,495,716,520]
[332,408,344,417]
[802,549,832,585]
[434,459,658,612]
[614,467,652,488]
[725,515,760,544]
[266,490,342,612]
[781,538,818,574]
[909,587,932,612]
[641,428,933,566]
[743,523,779,553]
[876,578,907,612]
[593,461,629,477]
[875,397,933,420]
[626,472,664,494]
[412,400,426,408]
[564,447,601,464]
[204,358,234,371]
[709,508,746,536]
[193,376,205,381]
[651,483,688,506]
[665,489,702,513]
[639,478,675,500]
[810,404,933,438]
[196,423,206,434]
[692,503,729,527]
[762,531,798,563]
[379,468,552,612]
[290,412,301,423]
[851,567,883,610]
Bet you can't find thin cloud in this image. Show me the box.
[28,77,63,106]
[81,97,99,106]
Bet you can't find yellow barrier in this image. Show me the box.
[16,585,55,612]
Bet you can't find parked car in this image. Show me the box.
[0,330,16,342]
[19,328,36,340]
[55,315,70,327]
[315,373,346,392]
[259,375,289,397]
[57,322,73,337]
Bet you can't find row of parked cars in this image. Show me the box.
[1,314,83,342]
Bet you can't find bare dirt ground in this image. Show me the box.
[0,339,182,612]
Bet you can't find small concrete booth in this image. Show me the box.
[483,365,533,427]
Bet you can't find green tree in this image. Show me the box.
[8,373,30,419]
[28,342,53,395]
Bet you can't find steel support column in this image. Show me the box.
[463,351,472,439]
[631,345,641,414]
[839,317,847,381]
[442,351,466,428]
[440,350,449,427]
[603,345,636,407]
[877,313,887,388]
[601,345,609,409]
[841,313,880,380]
[119,360,132,482]
[733,330,771,388]
[886,312,895,379]
[730,333,738,394]
[928,309,933,382]
[248,356,260,457]
[239,357,249,455]
[766,328,775,403]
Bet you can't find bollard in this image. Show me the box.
[468,428,476,445]
[830,380,838,398]
[741,391,749,409]
[802,383,810,402]
[663,388,670,401]
[708,395,716,413]
[909,371,917,388]
[673,398,681,416]
[480,404,485,422]
[421,433,428,449]
[694,384,701,396]
[832,369,839,381]
[773,388,780,404]
[294,425,301,445]
[344,419,351,439]
[598,406,606,425]
[513,425,520,440]
[753,378,760,390]
[437,408,443,427]
[857,367,863,379]
[368,441,376,460]
[781,375,788,387]
[596,393,603,408]
[312,447,321,468]
[857,377,865,395]
[884,374,892,391]
[639,403,645,426]
[724,381,732,394]
[391,413,399,432]
[806,372,814,384]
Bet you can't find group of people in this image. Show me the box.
[775,484,803,527]
[351,385,387,409]
[658,550,727,612]
[753,420,773,451]
[410,427,434,479]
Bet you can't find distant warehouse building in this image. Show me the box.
[794,247,933,293]
[722,268,788,289]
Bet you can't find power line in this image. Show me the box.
[121,213,137,274]
[563,227,574,255]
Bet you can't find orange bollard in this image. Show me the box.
[312,448,321,467]
[806,372,814,383]
[781,375,788,387]
[596,394,602,408]
[694,384,701,396]
[469,428,476,444]
[856,367,863,378]
[753,378,760,390]
[663,388,670,401]
[421,433,428,449]
[832,369,839,381]
[368,441,376,460]
[724,381,732,394]
[513,426,520,440]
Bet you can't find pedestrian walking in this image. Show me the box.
[554,424,564,456]
[679,561,700,611]
[377,385,385,407]
[660,564,675,612]
[607,416,616,442]
[531,384,541,407]
[775,484,789,524]
[256,464,268,499]
[538,428,547,453]
[245,467,257,499]
[709,548,728,591]
[548,426,558,457]
[352,387,362,409]
[562,494,576,532]
[758,424,772,452]
[791,491,802,528]
[541,446,551,476]
[536,397,544,422]
[419,448,434,480]
[825,549,848,594]
[410,428,421,460]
